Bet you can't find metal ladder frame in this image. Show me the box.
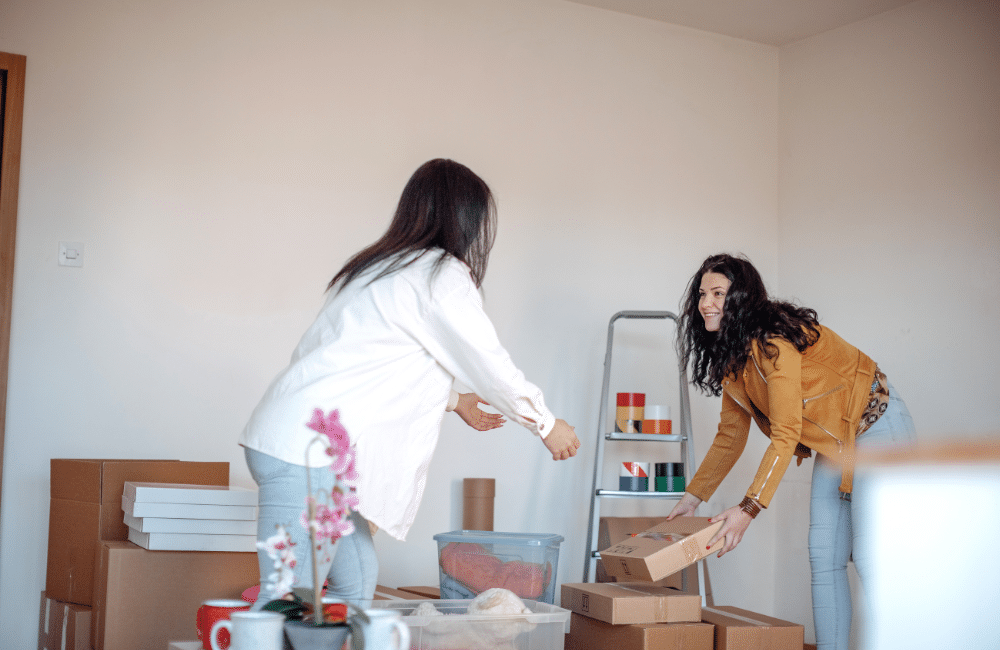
[582,310,699,593]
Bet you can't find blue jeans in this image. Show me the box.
[809,383,915,650]
[245,447,379,604]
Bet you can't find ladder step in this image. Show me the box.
[596,489,685,499]
[605,432,685,442]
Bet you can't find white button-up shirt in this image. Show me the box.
[240,251,555,540]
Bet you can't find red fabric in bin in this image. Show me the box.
[439,542,551,600]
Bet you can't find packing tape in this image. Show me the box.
[620,462,649,477]
[606,584,673,619]
[373,590,406,601]
[702,607,769,626]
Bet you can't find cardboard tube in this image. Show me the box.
[462,478,495,531]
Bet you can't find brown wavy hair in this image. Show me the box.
[677,254,821,396]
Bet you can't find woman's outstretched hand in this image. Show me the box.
[543,419,581,460]
[665,492,702,520]
[454,393,506,431]
[706,505,753,558]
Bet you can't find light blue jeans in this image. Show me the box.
[809,382,915,650]
[245,447,379,604]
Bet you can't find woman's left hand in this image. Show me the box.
[454,393,506,431]
[706,506,754,558]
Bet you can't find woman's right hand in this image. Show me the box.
[665,492,702,520]
[542,419,580,460]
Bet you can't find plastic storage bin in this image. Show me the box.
[368,598,572,650]
[433,531,564,604]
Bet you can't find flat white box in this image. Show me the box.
[123,512,257,535]
[123,495,256,521]
[123,481,257,506]
[127,527,258,552]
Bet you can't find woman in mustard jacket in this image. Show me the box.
[666,253,915,650]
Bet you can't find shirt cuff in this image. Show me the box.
[445,390,460,412]
[535,412,556,439]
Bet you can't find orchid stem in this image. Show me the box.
[305,435,329,625]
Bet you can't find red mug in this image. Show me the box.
[196,599,251,650]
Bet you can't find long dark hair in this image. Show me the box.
[677,254,821,396]
[328,158,497,291]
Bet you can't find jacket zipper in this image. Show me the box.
[740,364,846,450]
[802,416,844,450]
[802,384,845,404]
[749,456,781,502]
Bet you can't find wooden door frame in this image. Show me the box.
[1,52,27,513]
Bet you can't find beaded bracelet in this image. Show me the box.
[739,496,762,519]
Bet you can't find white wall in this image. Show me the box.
[0,0,995,648]
[775,0,1000,644]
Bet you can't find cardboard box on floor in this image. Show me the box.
[372,585,429,600]
[396,585,440,599]
[596,517,699,591]
[92,541,258,650]
[700,606,804,650]
[599,516,723,583]
[565,612,714,650]
[46,459,229,606]
[561,583,701,625]
[38,591,91,650]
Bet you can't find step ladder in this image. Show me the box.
[582,310,701,593]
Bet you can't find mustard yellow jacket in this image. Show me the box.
[686,325,876,508]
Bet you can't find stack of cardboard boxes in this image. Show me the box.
[562,516,805,650]
[41,459,260,650]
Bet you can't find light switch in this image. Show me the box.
[58,242,85,267]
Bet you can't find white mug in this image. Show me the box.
[211,610,285,650]
[350,609,410,650]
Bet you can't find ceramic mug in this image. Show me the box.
[211,611,286,650]
[196,599,251,650]
[349,609,410,650]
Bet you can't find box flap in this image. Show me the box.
[704,605,802,628]
[598,517,668,549]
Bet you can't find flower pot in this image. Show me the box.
[283,620,350,650]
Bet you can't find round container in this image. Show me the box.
[654,462,685,493]
[462,478,495,531]
[619,462,649,491]
[641,404,672,434]
[615,393,645,433]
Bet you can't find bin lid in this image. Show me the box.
[433,530,564,546]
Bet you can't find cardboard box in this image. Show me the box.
[561,583,701,625]
[700,606,804,650]
[599,516,723,583]
[92,541,258,650]
[46,459,229,606]
[565,612,714,650]
[396,585,440,599]
[372,585,429,600]
[596,517,698,591]
[38,592,91,650]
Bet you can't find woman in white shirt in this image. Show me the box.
[241,158,580,604]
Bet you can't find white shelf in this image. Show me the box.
[596,489,685,499]
[605,432,684,443]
